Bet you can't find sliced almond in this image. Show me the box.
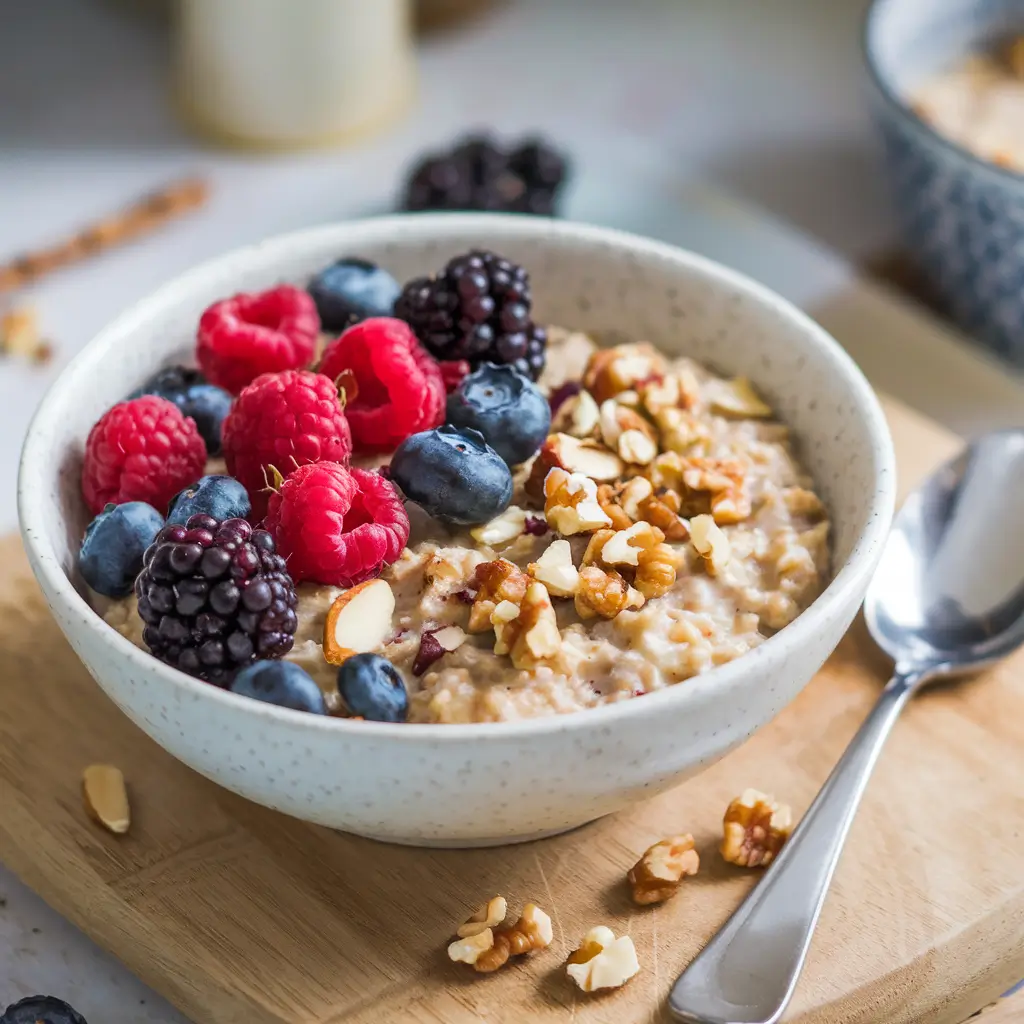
[470,506,528,548]
[82,764,130,835]
[618,429,658,465]
[549,433,625,482]
[528,539,580,597]
[432,624,467,652]
[709,377,773,419]
[323,579,396,666]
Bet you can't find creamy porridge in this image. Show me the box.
[103,327,830,724]
[914,40,1024,171]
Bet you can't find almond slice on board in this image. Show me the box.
[323,579,396,666]
[82,764,131,835]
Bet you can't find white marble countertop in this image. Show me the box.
[1,0,1020,1020]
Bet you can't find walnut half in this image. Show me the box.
[448,902,554,974]
[721,789,794,868]
[627,834,700,905]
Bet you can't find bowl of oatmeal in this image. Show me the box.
[18,214,895,846]
[865,0,1024,366]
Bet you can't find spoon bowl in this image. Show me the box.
[866,430,1024,675]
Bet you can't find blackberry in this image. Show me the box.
[401,133,569,216]
[135,514,298,685]
[2,996,88,1024]
[395,250,547,379]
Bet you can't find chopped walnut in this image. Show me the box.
[581,528,617,567]
[721,789,794,867]
[635,542,680,599]
[583,342,667,403]
[575,565,645,620]
[528,539,580,597]
[638,366,702,414]
[457,895,508,938]
[566,926,640,992]
[497,582,563,669]
[551,388,600,438]
[681,456,751,524]
[467,559,529,633]
[708,376,773,418]
[596,484,635,531]
[470,506,528,547]
[448,928,496,967]
[544,467,613,536]
[600,521,664,567]
[627,834,700,904]
[450,902,554,974]
[690,514,732,576]
[598,400,658,465]
[653,407,711,455]
[636,488,689,541]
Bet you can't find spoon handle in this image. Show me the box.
[668,669,922,1024]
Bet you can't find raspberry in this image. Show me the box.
[221,370,352,519]
[197,285,320,394]
[82,396,206,515]
[265,463,409,587]
[438,359,471,393]
[318,317,445,454]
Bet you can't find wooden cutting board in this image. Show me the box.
[0,397,1021,1024]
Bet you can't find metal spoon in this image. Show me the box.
[669,429,1024,1024]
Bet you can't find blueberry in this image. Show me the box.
[79,502,164,598]
[167,475,251,525]
[336,653,408,722]
[2,995,88,1024]
[131,364,231,455]
[390,424,513,525]
[308,257,401,331]
[446,362,550,465]
[229,660,326,714]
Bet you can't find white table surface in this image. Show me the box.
[1,0,1021,1020]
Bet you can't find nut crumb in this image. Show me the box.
[721,789,793,867]
[1,305,52,364]
[566,926,640,992]
[690,514,731,576]
[82,764,130,835]
[627,834,699,904]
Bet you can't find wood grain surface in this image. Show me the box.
[0,398,1021,1024]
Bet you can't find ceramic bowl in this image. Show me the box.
[865,0,1024,367]
[18,214,896,847]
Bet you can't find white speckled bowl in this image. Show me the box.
[18,215,896,847]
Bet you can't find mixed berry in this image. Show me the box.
[77,248,553,722]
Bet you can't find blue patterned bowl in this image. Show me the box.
[865,0,1024,366]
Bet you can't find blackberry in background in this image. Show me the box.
[401,133,570,216]
[394,249,547,380]
[135,514,298,685]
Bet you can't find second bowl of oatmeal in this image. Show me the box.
[19,214,895,846]
[865,0,1024,366]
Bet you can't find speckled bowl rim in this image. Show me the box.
[863,0,1024,188]
[18,213,897,742]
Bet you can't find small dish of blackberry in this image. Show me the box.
[401,132,570,216]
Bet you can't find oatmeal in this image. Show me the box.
[101,327,830,724]
[913,40,1024,171]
